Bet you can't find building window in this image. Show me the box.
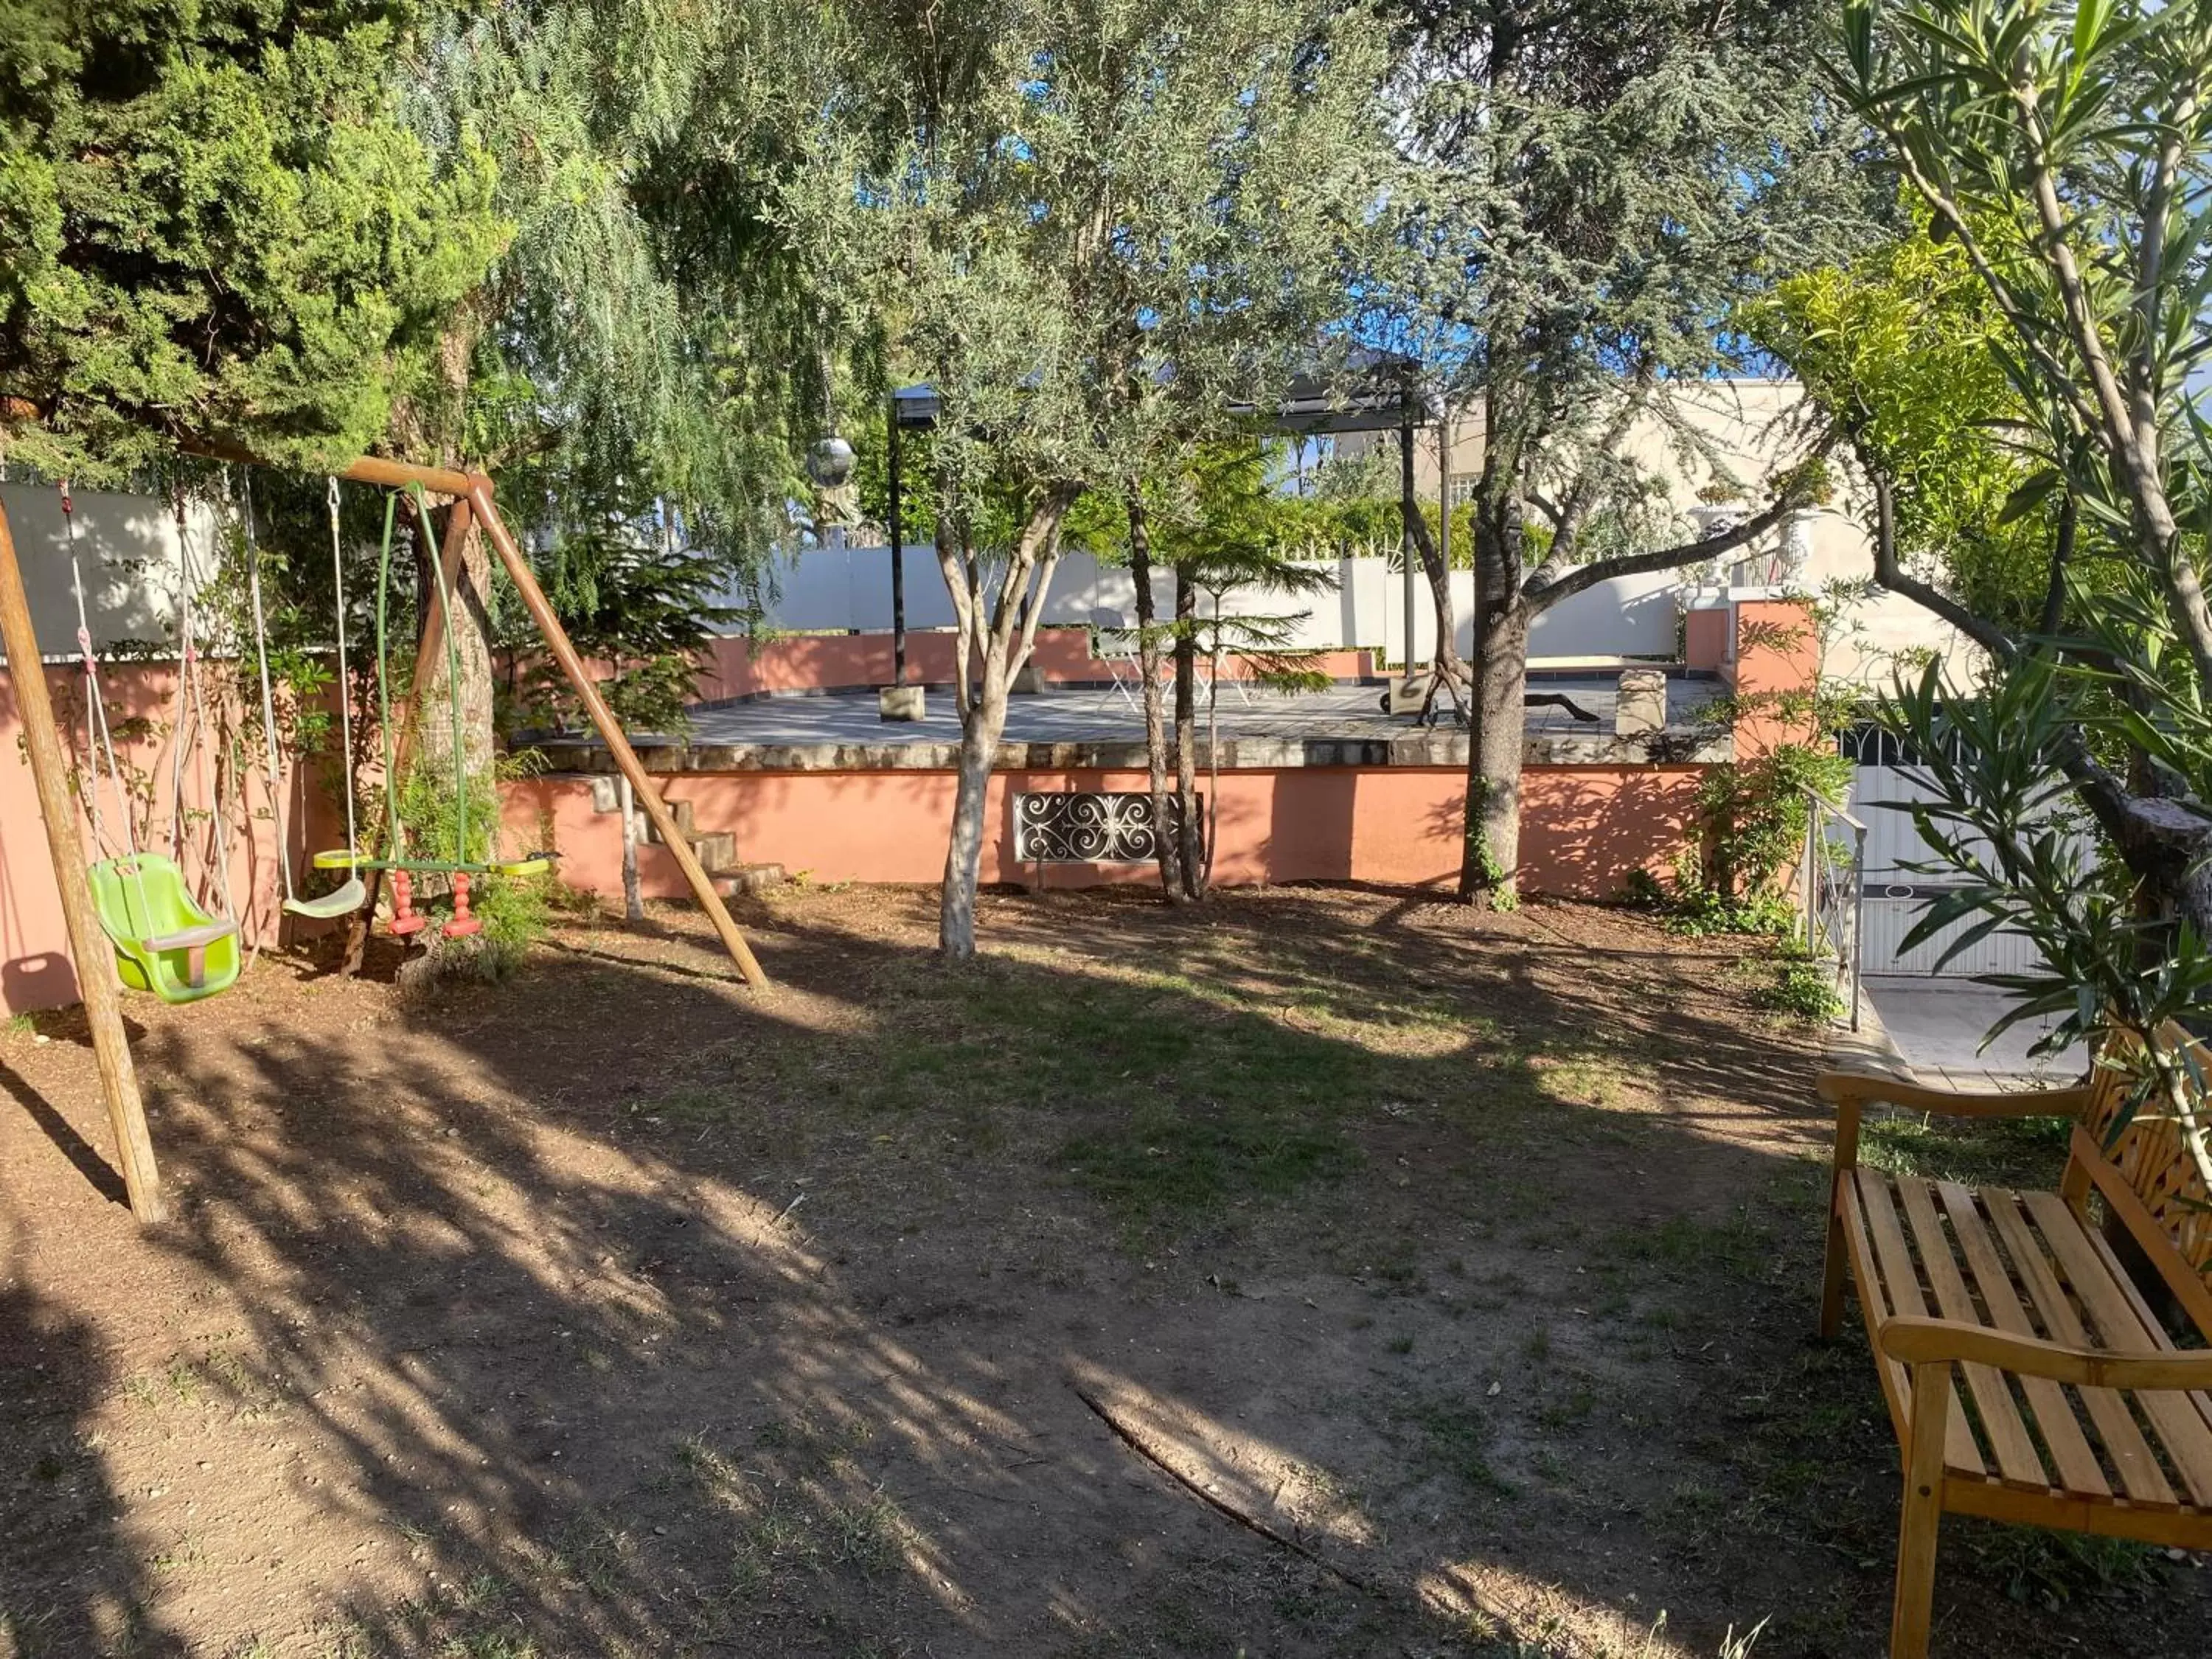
[1447,473,1481,507]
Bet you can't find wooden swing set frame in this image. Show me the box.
[0,450,771,1227]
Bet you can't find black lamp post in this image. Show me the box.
[885,397,906,686]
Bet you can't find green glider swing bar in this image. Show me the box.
[310,482,552,880]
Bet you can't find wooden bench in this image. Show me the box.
[1820,1032,2212,1657]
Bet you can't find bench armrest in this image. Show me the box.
[1880,1315,2212,1391]
[1818,1068,2090,1119]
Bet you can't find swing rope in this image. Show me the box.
[63,481,158,935]
[327,478,360,862]
[60,482,135,859]
[168,493,191,866]
[409,482,471,868]
[374,490,402,860]
[241,471,301,908]
[314,485,549,886]
[241,472,368,923]
[169,492,237,928]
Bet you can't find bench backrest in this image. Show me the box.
[2073,1023,2212,1332]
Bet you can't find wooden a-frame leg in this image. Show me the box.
[1891,1360,1950,1658]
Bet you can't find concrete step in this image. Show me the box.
[638,820,734,868]
[643,798,698,842]
[641,805,699,849]
[714,863,787,897]
[689,830,737,872]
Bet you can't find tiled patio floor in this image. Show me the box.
[668,675,1723,748]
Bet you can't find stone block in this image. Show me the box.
[1011,660,1047,695]
[1613,668,1669,736]
[878,684,927,722]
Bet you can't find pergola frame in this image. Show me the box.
[0,450,771,1227]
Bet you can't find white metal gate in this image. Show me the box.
[1843,729,2055,980]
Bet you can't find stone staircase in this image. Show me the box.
[588,779,785,897]
[648,797,787,897]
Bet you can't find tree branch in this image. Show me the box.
[1523,487,1795,614]
[1862,473,2207,902]
[1867,472,2019,661]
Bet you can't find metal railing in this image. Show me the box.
[1801,789,1868,1031]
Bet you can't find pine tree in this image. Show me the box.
[1374,0,1878,905]
[0,0,502,479]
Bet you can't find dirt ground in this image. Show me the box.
[2,884,2205,1658]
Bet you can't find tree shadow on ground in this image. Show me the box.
[0,885,2201,1658]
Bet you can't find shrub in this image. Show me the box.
[1754,952,1844,1022]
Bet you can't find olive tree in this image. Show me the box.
[795,0,1392,956]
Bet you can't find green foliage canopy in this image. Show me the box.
[1749,220,2078,633]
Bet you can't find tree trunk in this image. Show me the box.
[1407,506,1470,717]
[1465,599,1528,906]
[1128,491,1185,900]
[1172,562,1203,899]
[1461,484,1527,906]
[934,492,1073,959]
[416,520,498,779]
[407,324,497,807]
[939,681,1002,959]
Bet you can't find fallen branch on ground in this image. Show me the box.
[1071,1382,1384,1598]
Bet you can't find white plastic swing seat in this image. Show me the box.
[283,877,366,920]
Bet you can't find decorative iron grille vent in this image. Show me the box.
[1012,791,1203,864]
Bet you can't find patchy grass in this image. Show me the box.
[1961,1520,2163,1610]
[1860,1110,2075,1189]
[1753,954,1846,1022]
[1060,1103,1360,1228]
[1404,1396,1514,1497]
[10,885,2201,1659]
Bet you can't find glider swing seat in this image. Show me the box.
[303,480,556,942]
[64,484,245,1004]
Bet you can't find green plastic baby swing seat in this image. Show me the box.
[87,854,242,1005]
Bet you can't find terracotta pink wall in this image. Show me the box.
[1,659,334,1014]
[1730,599,1820,759]
[1684,608,1730,672]
[506,762,1703,903]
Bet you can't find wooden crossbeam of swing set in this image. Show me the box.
[0,443,770,1228]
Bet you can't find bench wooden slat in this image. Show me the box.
[2064,1185,2212,1447]
[1896,1177,2051,1489]
[1933,1180,2111,1500]
[1982,1189,2177,1507]
[2070,1125,2212,1341]
[2025,1191,2212,1509]
[1837,1176,1911,1448]
[1855,1169,1986,1478]
[1823,1043,2212,1655]
[2078,1029,2212,1322]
